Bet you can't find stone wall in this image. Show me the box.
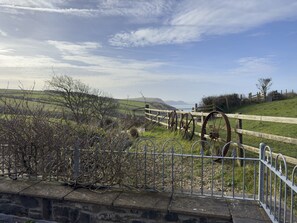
[0,178,270,223]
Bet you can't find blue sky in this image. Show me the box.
[0,0,297,103]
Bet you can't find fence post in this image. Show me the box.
[258,143,266,203]
[236,113,243,166]
[145,104,149,118]
[167,111,170,129]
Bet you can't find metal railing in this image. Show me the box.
[259,143,297,223]
[0,138,296,222]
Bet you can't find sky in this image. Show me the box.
[0,0,297,103]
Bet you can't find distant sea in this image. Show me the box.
[170,104,193,112]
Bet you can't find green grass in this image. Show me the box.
[229,97,297,158]
[232,97,297,117]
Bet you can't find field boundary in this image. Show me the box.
[145,106,297,165]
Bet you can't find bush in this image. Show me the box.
[200,93,242,112]
[129,127,139,138]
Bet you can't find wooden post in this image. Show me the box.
[167,112,170,129]
[225,97,229,112]
[145,104,150,120]
[236,113,243,166]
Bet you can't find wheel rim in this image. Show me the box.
[180,113,195,140]
[169,110,178,131]
[200,111,231,156]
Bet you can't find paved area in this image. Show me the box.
[0,178,271,222]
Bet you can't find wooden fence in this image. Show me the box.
[144,106,297,165]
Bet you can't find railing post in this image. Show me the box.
[258,143,266,203]
[144,145,147,188]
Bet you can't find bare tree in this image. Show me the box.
[46,75,118,125]
[256,78,272,100]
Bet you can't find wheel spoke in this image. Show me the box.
[201,111,231,156]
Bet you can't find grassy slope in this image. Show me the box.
[232,97,297,117]
[230,97,297,157]
[0,89,173,116]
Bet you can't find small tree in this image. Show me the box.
[46,75,118,125]
[256,78,272,101]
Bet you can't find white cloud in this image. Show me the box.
[0,54,71,68]
[0,39,169,90]
[232,56,276,75]
[110,26,201,47]
[0,0,174,18]
[0,28,7,36]
[109,0,297,47]
[0,4,96,16]
[0,0,63,8]
[47,41,101,54]
[96,0,175,17]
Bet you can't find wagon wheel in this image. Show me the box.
[179,113,195,140]
[168,110,178,131]
[201,111,231,156]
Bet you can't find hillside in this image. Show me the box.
[128,97,166,104]
[231,97,297,157]
[232,97,297,117]
[0,89,173,116]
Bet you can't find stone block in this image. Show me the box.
[113,191,170,212]
[64,188,120,207]
[42,198,52,220]
[0,179,39,195]
[141,210,160,219]
[20,181,73,200]
[169,194,231,220]
[227,200,271,222]
[20,195,39,208]
[28,209,43,219]
[0,203,27,216]
[79,212,91,223]
[165,212,179,221]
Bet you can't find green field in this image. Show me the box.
[0,89,171,116]
[230,97,297,157]
[232,97,297,117]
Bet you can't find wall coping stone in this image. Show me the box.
[0,178,40,194]
[170,193,231,220]
[113,191,171,212]
[64,188,120,206]
[19,181,74,200]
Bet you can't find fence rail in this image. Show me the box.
[145,107,297,165]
